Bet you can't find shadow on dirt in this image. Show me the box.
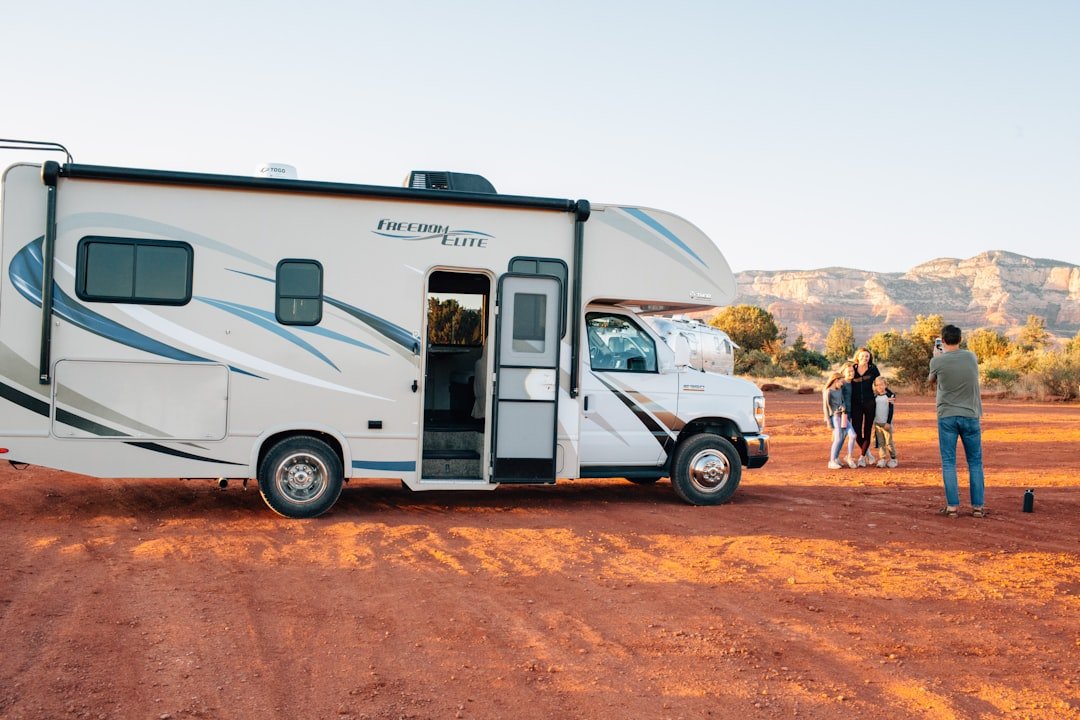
[9,469,1072,554]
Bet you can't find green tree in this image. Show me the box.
[885,335,934,390]
[967,328,1011,363]
[427,298,482,345]
[877,315,943,392]
[708,305,783,352]
[824,317,855,363]
[1017,314,1049,351]
[1067,331,1080,358]
[866,331,901,364]
[778,335,830,375]
[909,314,944,348]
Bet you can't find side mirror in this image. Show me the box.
[673,334,692,368]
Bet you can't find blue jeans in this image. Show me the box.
[937,415,985,507]
[828,415,846,461]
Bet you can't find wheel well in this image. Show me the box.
[258,430,344,475]
[676,419,748,466]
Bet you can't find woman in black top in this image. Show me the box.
[849,347,880,466]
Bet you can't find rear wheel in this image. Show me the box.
[258,436,343,518]
[670,433,741,505]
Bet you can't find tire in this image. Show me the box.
[258,436,344,518]
[669,433,742,505]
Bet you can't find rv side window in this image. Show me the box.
[276,259,323,325]
[76,237,193,305]
[508,257,567,337]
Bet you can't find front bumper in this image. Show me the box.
[743,433,770,469]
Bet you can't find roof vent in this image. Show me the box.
[407,170,496,194]
[255,163,298,180]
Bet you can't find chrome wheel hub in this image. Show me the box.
[688,449,731,493]
[276,453,327,504]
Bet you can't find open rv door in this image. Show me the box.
[491,274,562,483]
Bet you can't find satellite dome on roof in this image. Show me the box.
[255,163,298,180]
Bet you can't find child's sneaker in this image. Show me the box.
[866,450,875,464]
[857,456,866,468]
[846,456,856,469]
[887,459,898,468]
[828,459,842,469]
[876,458,887,468]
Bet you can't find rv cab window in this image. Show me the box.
[585,312,657,373]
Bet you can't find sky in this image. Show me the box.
[2,1,1077,273]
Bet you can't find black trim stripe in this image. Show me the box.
[0,380,49,417]
[124,441,244,466]
[2,381,241,466]
[592,373,677,454]
[55,407,126,437]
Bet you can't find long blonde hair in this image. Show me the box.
[823,372,843,391]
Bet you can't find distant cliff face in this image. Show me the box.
[733,251,1080,347]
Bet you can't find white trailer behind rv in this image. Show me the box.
[645,316,739,376]
[0,143,768,517]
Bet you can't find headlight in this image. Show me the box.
[753,396,765,431]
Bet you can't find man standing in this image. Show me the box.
[928,324,986,518]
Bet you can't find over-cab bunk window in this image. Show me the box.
[508,256,567,337]
[76,236,193,305]
[276,259,323,325]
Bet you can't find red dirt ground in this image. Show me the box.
[1,393,1078,720]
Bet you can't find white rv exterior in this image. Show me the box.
[0,157,768,517]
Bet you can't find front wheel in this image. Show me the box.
[670,433,742,505]
[258,436,344,518]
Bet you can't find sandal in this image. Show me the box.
[971,508,987,518]
[938,507,959,518]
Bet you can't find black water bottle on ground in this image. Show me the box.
[1023,489,1034,513]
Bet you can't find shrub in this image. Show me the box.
[1033,353,1080,400]
[736,349,787,378]
[981,366,1020,391]
[967,328,1011,363]
[884,335,935,392]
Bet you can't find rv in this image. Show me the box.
[645,316,738,376]
[0,142,768,518]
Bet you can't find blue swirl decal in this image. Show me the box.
[195,297,391,369]
[228,269,421,355]
[352,459,416,472]
[621,207,706,268]
[195,297,340,370]
[9,238,261,376]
